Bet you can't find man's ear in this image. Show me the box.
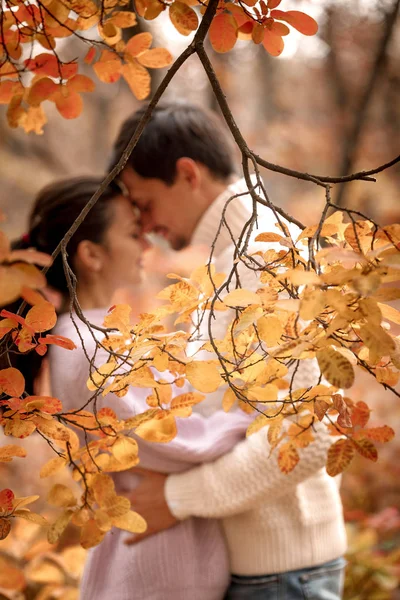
[75,240,104,274]
[175,157,201,189]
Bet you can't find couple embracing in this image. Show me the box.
[22,102,347,599]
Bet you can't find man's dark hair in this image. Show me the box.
[111,102,238,185]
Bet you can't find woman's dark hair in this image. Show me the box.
[110,102,238,185]
[1,177,123,394]
[23,177,122,294]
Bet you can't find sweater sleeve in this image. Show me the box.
[165,420,332,519]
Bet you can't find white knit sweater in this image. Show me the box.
[165,178,347,575]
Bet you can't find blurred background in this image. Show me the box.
[1,0,400,597]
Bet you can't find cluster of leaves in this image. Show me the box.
[0,0,318,133]
[1,203,400,548]
[0,0,173,133]
[344,507,400,599]
[0,517,85,599]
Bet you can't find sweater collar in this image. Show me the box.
[191,177,258,258]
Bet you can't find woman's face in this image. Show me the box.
[100,194,149,289]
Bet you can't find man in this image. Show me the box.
[111,102,347,599]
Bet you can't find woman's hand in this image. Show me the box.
[122,468,178,545]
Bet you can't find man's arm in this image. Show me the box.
[164,420,333,520]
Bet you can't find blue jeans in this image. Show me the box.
[224,557,346,599]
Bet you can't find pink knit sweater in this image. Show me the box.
[50,310,252,600]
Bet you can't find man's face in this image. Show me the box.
[120,167,199,251]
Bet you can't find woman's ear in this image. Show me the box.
[75,240,104,274]
[175,157,201,190]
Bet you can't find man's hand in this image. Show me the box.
[123,469,178,545]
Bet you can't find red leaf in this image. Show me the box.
[270,10,318,36]
[209,13,238,54]
[26,77,58,106]
[0,489,14,512]
[84,47,96,65]
[362,426,395,444]
[351,401,370,428]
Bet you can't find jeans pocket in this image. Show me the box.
[298,559,346,600]
[225,575,279,599]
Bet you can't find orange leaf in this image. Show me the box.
[0,367,25,397]
[67,74,95,93]
[262,31,284,56]
[362,426,395,444]
[0,80,24,105]
[353,437,378,462]
[20,286,46,306]
[109,11,137,28]
[0,517,11,540]
[25,395,62,414]
[93,51,122,83]
[326,439,355,476]
[125,32,153,58]
[84,47,96,64]
[169,1,199,35]
[121,62,151,101]
[278,442,299,473]
[351,401,370,428]
[53,89,84,119]
[209,13,238,53]
[24,54,78,79]
[0,444,27,462]
[270,10,318,36]
[4,417,36,439]
[38,334,76,350]
[25,301,57,332]
[137,48,173,69]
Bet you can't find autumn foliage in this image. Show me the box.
[0,0,318,133]
[1,0,399,589]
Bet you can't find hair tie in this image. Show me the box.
[22,233,30,245]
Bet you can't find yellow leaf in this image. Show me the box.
[33,415,70,441]
[80,519,106,549]
[378,302,400,326]
[224,288,261,307]
[0,444,27,462]
[47,510,74,544]
[246,384,279,402]
[358,323,396,356]
[170,392,205,411]
[94,509,113,532]
[25,558,64,584]
[91,473,116,507]
[299,288,325,320]
[351,272,381,297]
[222,387,237,412]
[111,436,139,464]
[109,10,137,28]
[113,510,147,534]
[135,412,177,443]
[40,456,67,478]
[326,439,355,476]
[14,510,48,526]
[103,304,131,334]
[282,268,320,286]
[87,360,117,391]
[185,360,223,393]
[278,442,299,474]
[316,347,355,389]
[12,494,39,510]
[257,315,284,346]
[4,417,36,439]
[47,484,77,508]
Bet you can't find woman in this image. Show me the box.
[18,177,252,600]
